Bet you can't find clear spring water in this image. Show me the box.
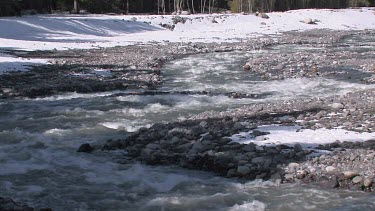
[1,35,375,210]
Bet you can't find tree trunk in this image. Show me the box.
[208,0,211,13]
[191,0,195,13]
[74,0,79,14]
[158,0,160,14]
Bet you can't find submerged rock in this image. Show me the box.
[77,143,95,153]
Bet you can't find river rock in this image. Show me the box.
[234,122,245,130]
[274,63,285,70]
[190,141,204,153]
[243,64,251,71]
[284,173,294,180]
[170,136,180,144]
[199,121,208,127]
[325,166,337,173]
[270,172,282,180]
[322,176,339,188]
[331,103,344,109]
[343,171,359,179]
[352,176,363,184]
[364,178,373,187]
[293,143,303,152]
[296,170,308,179]
[237,166,251,176]
[146,143,160,150]
[251,156,265,164]
[227,169,237,177]
[252,130,269,136]
[243,143,256,152]
[288,162,299,168]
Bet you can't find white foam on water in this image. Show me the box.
[164,51,375,100]
[59,107,105,116]
[0,163,50,175]
[31,91,123,101]
[229,200,266,211]
[120,103,170,117]
[144,193,241,210]
[100,120,151,132]
[115,94,244,122]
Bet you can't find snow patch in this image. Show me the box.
[231,125,375,148]
[0,53,49,75]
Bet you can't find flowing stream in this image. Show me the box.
[1,34,375,210]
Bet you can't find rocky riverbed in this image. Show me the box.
[2,29,374,98]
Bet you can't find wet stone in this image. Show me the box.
[237,166,251,176]
[243,143,256,152]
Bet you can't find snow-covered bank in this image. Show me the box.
[0,8,374,51]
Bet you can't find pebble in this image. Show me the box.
[325,166,337,173]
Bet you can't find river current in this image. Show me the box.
[1,35,375,210]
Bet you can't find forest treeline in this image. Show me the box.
[1,0,374,16]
